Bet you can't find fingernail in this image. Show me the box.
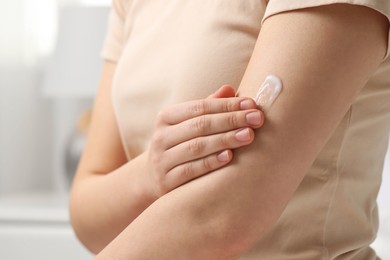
[217,150,230,162]
[235,128,251,142]
[246,111,261,126]
[240,99,254,110]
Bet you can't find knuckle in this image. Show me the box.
[150,152,171,176]
[189,100,207,116]
[156,110,167,125]
[151,131,165,147]
[182,162,194,179]
[202,157,213,172]
[148,154,171,197]
[220,133,231,148]
[227,113,239,128]
[225,100,236,112]
[191,116,211,134]
[188,138,205,156]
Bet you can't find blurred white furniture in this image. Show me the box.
[0,192,93,260]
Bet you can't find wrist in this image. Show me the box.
[131,151,160,204]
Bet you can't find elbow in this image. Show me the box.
[215,225,253,258]
[69,212,102,255]
[202,213,272,258]
[202,206,281,258]
[69,186,105,255]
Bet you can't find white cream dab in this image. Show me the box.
[254,75,283,111]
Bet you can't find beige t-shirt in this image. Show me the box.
[102,1,390,259]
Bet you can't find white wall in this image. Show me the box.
[0,66,53,195]
[0,0,105,195]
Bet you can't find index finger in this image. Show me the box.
[159,97,258,125]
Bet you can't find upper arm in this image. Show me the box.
[236,3,388,188]
[74,61,127,181]
[75,0,129,179]
[228,2,389,238]
[77,0,129,178]
[238,3,389,175]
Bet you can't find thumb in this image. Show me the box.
[208,84,236,99]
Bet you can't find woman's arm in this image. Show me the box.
[70,62,150,253]
[70,63,263,252]
[95,4,389,259]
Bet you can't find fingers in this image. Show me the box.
[158,109,263,149]
[165,150,233,190]
[163,128,255,169]
[148,85,262,197]
[157,97,257,125]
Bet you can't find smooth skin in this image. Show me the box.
[70,67,264,251]
[92,4,389,259]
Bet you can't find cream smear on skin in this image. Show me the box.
[254,75,283,111]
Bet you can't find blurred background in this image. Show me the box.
[0,0,389,259]
[0,0,108,258]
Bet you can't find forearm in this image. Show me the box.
[70,152,156,253]
[95,142,297,260]
[69,61,159,253]
[96,4,388,259]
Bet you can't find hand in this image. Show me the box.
[145,85,264,198]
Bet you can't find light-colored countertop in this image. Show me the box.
[0,191,69,224]
[0,191,92,260]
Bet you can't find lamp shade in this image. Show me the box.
[43,6,109,98]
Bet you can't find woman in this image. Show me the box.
[70,0,390,259]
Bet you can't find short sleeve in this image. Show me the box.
[262,0,390,60]
[101,0,126,63]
